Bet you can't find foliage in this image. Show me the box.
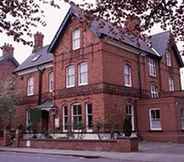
[0,0,60,45]
[0,76,17,129]
[123,115,132,137]
[80,1,184,41]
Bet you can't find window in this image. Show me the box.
[78,63,88,86]
[86,103,93,131]
[126,104,135,131]
[150,84,159,98]
[63,106,69,131]
[72,104,82,130]
[149,109,161,130]
[124,64,132,87]
[48,72,54,92]
[181,109,184,130]
[27,77,34,96]
[72,29,80,50]
[166,52,172,66]
[149,58,156,77]
[66,65,75,88]
[169,77,175,91]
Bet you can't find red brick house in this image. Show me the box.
[15,4,184,142]
[0,43,19,81]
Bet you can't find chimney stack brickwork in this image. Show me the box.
[2,43,14,57]
[34,32,44,50]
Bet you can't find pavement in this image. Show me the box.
[1,141,184,162]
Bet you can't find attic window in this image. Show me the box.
[32,54,41,62]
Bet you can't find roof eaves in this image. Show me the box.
[14,60,52,73]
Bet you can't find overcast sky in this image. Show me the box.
[0,0,169,64]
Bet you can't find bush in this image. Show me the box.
[123,115,132,137]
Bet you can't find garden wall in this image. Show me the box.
[19,138,138,152]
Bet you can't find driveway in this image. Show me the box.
[140,141,184,154]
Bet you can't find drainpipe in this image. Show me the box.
[37,66,45,105]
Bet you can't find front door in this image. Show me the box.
[41,110,49,131]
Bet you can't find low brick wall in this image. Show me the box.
[20,137,138,152]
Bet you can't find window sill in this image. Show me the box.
[66,86,75,89]
[149,129,163,132]
[78,83,88,86]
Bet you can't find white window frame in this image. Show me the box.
[150,84,159,98]
[27,77,34,96]
[85,103,93,132]
[72,29,80,50]
[71,103,82,131]
[48,72,54,92]
[149,108,162,131]
[78,62,88,86]
[149,58,157,77]
[166,52,172,66]
[124,64,132,87]
[63,106,69,132]
[66,65,75,88]
[169,77,175,92]
[126,104,135,131]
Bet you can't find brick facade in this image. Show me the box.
[14,5,184,143]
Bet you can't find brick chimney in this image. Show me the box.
[2,43,14,58]
[34,32,44,50]
[125,15,141,35]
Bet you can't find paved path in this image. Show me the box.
[0,142,184,162]
[0,151,122,162]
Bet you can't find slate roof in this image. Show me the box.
[151,31,171,56]
[48,4,157,56]
[0,55,19,67]
[14,45,53,72]
[16,3,183,72]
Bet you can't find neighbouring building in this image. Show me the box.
[0,43,19,128]
[15,4,184,142]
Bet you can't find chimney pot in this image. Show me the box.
[2,43,14,57]
[125,15,141,35]
[34,32,44,50]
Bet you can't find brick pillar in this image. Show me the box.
[15,129,22,147]
[3,129,11,146]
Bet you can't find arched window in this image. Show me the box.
[78,62,88,86]
[66,65,75,88]
[72,28,80,50]
[71,104,82,130]
[166,52,172,66]
[124,64,132,87]
[27,77,34,96]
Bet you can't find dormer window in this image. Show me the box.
[27,77,34,96]
[166,52,172,66]
[72,29,80,50]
